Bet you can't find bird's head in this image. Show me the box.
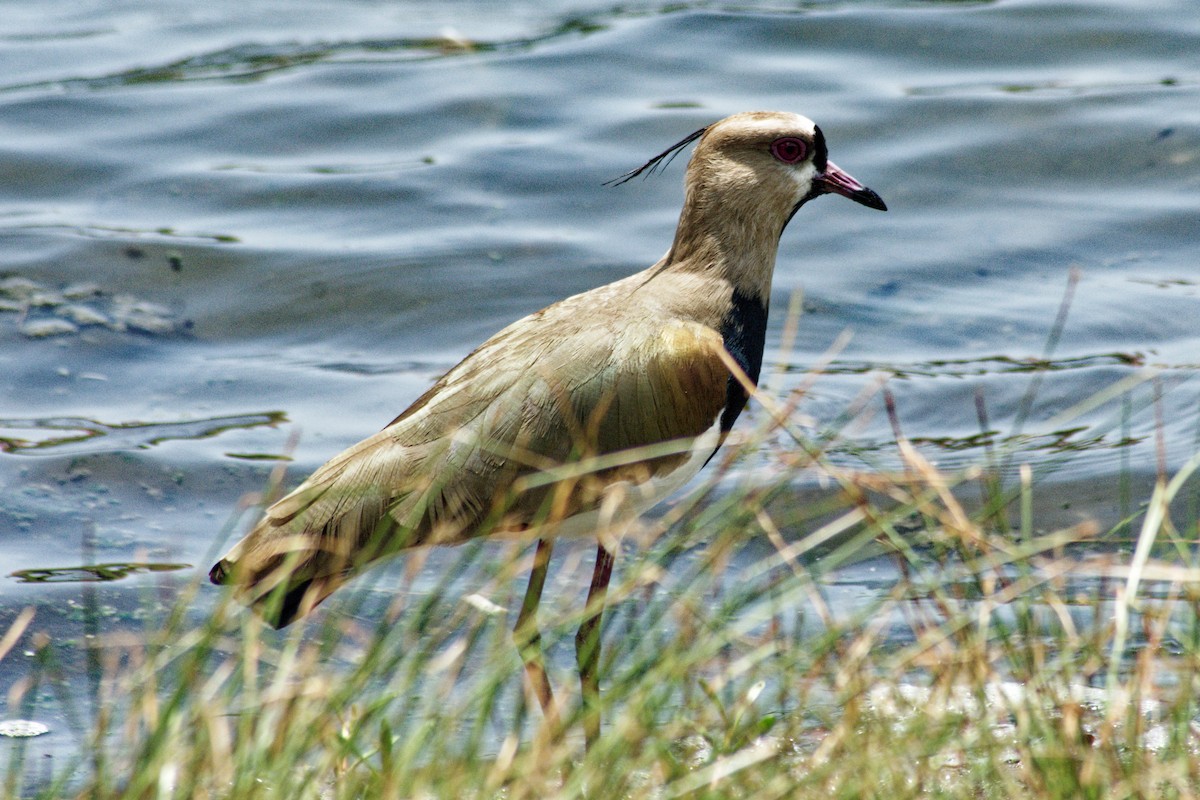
[610,111,885,296]
[685,111,886,228]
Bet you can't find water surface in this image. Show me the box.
[1,0,1198,779]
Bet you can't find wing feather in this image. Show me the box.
[211,276,735,626]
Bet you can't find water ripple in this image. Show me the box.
[0,412,286,456]
[0,21,611,94]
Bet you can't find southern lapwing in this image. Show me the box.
[210,110,885,746]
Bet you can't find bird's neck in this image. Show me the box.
[662,189,787,305]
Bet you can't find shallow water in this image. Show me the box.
[1,0,1198,780]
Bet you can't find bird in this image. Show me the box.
[209,110,886,747]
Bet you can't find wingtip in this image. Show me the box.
[208,559,231,585]
[260,580,321,629]
[208,558,311,629]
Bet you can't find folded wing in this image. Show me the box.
[211,304,732,627]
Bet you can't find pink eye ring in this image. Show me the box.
[770,136,808,164]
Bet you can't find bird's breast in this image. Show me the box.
[717,289,769,433]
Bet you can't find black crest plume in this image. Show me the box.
[603,125,709,186]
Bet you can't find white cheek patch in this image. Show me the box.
[789,161,819,199]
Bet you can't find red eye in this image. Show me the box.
[770,137,807,164]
